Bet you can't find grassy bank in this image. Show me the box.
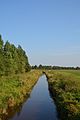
[0,70,42,119]
[45,70,80,120]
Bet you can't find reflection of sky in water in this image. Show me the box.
[10,75,58,120]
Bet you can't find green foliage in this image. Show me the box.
[32,64,80,70]
[0,35,4,49]
[46,70,80,120]
[0,34,31,76]
[0,70,42,118]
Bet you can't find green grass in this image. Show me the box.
[0,70,42,118]
[45,70,80,120]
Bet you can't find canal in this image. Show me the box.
[9,75,59,120]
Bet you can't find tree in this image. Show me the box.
[39,64,43,69]
[0,35,4,76]
[0,35,4,49]
[4,41,14,75]
[0,35,31,76]
[17,45,30,73]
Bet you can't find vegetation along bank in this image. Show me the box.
[0,35,42,119]
[45,70,80,120]
[0,70,42,119]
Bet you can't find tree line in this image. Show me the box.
[0,35,31,76]
[32,64,80,70]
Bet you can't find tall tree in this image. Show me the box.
[4,41,14,75]
[0,35,3,49]
[0,35,4,76]
[0,35,31,76]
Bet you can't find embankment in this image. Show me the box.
[45,70,80,120]
[0,70,42,119]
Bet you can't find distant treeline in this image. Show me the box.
[32,64,80,70]
[0,35,31,76]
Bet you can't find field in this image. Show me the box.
[0,69,80,120]
[0,70,42,119]
[45,70,80,120]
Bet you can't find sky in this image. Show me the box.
[0,0,80,66]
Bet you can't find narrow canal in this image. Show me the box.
[10,75,59,120]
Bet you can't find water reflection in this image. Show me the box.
[3,75,59,120]
[1,96,29,120]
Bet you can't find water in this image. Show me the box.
[10,75,58,120]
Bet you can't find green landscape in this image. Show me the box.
[0,35,80,120]
[0,1,80,120]
[46,70,80,120]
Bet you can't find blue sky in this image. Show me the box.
[0,0,80,66]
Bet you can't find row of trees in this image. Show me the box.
[32,64,80,70]
[0,35,31,76]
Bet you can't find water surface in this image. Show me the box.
[10,75,58,120]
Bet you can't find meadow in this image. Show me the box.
[0,69,80,120]
[46,70,80,120]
